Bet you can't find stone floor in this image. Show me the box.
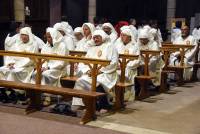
[1,82,200,134]
[88,82,200,134]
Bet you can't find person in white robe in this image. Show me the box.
[171,27,181,43]
[150,21,163,45]
[31,27,69,105]
[0,27,38,83]
[136,29,162,87]
[4,22,20,51]
[72,30,118,111]
[102,23,118,44]
[0,27,39,103]
[41,27,69,85]
[53,22,75,51]
[149,28,162,47]
[61,21,74,37]
[170,25,198,80]
[73,27,85,51]
[80,22,96,51]
[129,19,138,41]
[120,25,137,42]
[192,26,200,79]
[4,25,45,64]
[4,28,20,66]
[74,23,96,76]
[192,26,200,41]
[143,25,151,32]
[115,28,140,101]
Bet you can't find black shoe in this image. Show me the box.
[51,103,77,117]
[8,90,18,104]
[0,88,10,103]
[17,93,28,105]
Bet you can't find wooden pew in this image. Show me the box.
[160,47,175,92]
[0,80,105,124]
[0,50,110,124]
[61,51,140,110]
[135,50,160,100]
[161,44,194,86]
[114,54,139,110]
[60,51,87,88]
[192,42,200,81]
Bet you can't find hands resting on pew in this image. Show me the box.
[7,63,15,69]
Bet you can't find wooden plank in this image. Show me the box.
[114,54,138,110]
[0,50,110,66]
[69,50,86,56]
[0,80,105,124]
[0,80,104,98]
[140,50,160,76]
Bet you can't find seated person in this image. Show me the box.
[72,30,118,112]
[0,27,39,103]
[135,28,162,91]
[115,28,140,101]
[31,27,69,105]
[169,25,198,81]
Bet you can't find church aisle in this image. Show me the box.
[88,82,200,134]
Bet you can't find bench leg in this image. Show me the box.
[114,86,125,110]
[160,72,168,92]
[25,90,42,114]
[80,97,96,124]
[175,69,184,86]
[192,65,198,81]
[137,78,150,100]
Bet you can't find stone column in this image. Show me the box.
[14,0,25,22]
[166,0,176,40]
[49,0,61,26]
[166,0,176,30]
[88,0,96,23]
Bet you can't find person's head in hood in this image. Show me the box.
[138,29,150,45]
[143,25,151,32]
[46,27,63,46]
[20,27,33,44]
[92,30,108,46]
[149,28,158,41]
[82,23,95,38]
[74,27,84,41]
[120,28,135,45]
[61,21,74,36]
[129,18,137,26]
[102,23,116,35]
[53,23,67,36]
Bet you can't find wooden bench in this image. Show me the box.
[160,46,176,92]
[60,51,87,87]
[161,43,194,86]
[0,80,105,124]
[0,50,110,124]
[61,51,140,110]
[135,50,160,100]
[114,54,139,110]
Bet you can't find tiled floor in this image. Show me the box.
[87,82,200,134]
[0,82,200,134]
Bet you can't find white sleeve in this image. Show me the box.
[48,43,69,69]
[185,39,198,60]
[127,47,140,69]
[65,37,75,51]
[100,46,118,74]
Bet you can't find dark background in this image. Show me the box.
[1,0,200,65]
